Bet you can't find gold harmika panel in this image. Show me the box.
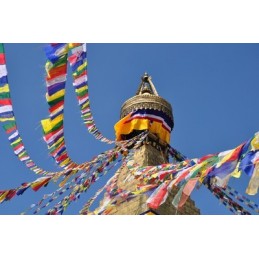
[120,94,173,121]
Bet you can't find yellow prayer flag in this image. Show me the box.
[41,119,52,134]
[51,114,64,127]
[48,137,64,149]
[231,162,242,178]
[0,191,8,203]
[0,84,10,93]
[45,61,53,76]
[81,103,89,110]
[11,137,22,146]
[68,43,81,49]
[75,85,88,94]
[216,149,234,167]
[59,157,71,167]
[46,89,65,102]
[0,117,15,122]
[59,170,77,187]
[73,62,87,76]
[246,163,259,195]
[251,133,259,150]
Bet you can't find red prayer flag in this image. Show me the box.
[178,178,198,208]
[147,183,169,209]
[5,189,17,200]
[226,143,244,162]
[0,53,6,65]
[68,53,79,65]
[46,64,67,80]
[0,99,12,106]
[31,178,51,192]
[56,153,68,162]
[49,100,64,114]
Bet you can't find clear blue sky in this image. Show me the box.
[0,43,258,215]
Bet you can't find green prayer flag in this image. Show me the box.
[0,43,4,54]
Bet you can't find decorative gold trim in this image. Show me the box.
[120,94,173,121]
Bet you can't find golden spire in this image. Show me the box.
[120,73,174,130]
[136,72,159,96]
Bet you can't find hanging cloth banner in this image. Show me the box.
[114,108,173,144]
[68,43,114,144]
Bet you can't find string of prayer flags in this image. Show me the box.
[117,132,259,214]
[31,178,81,215]
[0,43,63,176]
[79,175,116,215]
[22,133,146,214]
[168,145,187,161]
[42,43,80,172]
[0,176,51,204]
[224,185,259,214]
[68,43,114,144]
[205,181,251,215]
[48,132,148,215]
[0,131,144,207]
[2,43,259,215]
[47,152,122,215]
[0,44,13,122]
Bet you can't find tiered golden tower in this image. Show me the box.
[98,73,200,215]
